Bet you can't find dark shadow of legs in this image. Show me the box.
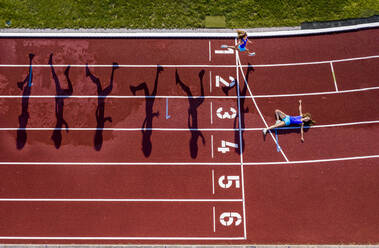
[223,64,254,155]
[86,62,118,151]
[130,65,163,157]
[49,54,73,149]
[176,69,205,159]
[16,53,34,150]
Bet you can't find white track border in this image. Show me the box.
[0,22,378,38]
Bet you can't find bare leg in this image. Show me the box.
[267,121,286,131]
[275,109,287,120]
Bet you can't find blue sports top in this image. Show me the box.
[240,37,248,48]
[290,116,303,125]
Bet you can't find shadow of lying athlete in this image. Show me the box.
[175,69,205,159]
[86,63,119,151]
[16,53,35,150]
[130,65,163,157]
[49,54,73,149]
[222,63,254,155]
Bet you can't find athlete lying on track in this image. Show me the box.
[221,30,255,56]
[263,100,315,142]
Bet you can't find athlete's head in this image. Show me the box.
[302,113,316,125]
[237,30,247,40]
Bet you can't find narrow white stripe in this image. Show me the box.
[253,86,379,98]
[212,169,215,194]
[330,62,339,92]
[0,236,245,240]
[0,154,377,166]
[0,198,242,202]
[211,135,214,158]
[0,21,377,38]
[0,55,377,68]
[209,40,211,62]
[213,206,216,232]
[210,101,213,124]
[1,120,378,132]
[237,54,289,162]
[1,85,378,99]
[234,40,248,239]
[209,71,212,93]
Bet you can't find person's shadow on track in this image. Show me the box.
[16,53,35,150]
[130,65,163,157]
[49,54,73,149]
[175,69,205,159]
[222,64,253,154]
[86,62,119,151]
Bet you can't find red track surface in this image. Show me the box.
[0,28,378,245]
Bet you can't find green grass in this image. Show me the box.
[0,0,378,29]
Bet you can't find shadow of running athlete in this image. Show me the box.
[175,69,205,159]
[49,54,73,149]
[130,65,163,157]
[222,64,253,154]
[86,62,119,151]
[16,53,35,150]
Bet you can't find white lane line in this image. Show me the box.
[210,101,213,124]
[213,206,216,232]
[0,55,377,68]
[0,198,243,202]
[0,154,378,166]
[237,53,289,162]
[211,135,214,158]
[1,86,378,99]
[212,169,215,194]
[209,40,212,62]
[234,41,247,239]
[253,86,379,98]
[0,236,245,240]
[1,120,379,131]
[330,62,339,92]
[209,71,212,93]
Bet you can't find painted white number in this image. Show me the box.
[218,175,240,189]
[218,140,238,153]
[215,75,235,87]
[220,212,242,226]
[216,107,237,119]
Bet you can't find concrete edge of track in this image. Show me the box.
[0,22,378,38]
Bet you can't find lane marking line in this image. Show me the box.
[1,120,378,131]
[0,54,377,68]
[211,135,214,158]
[213,206,216,232]
[212,169,215,194]
[234,41,247,239]
[0,154,378,166]
[1,86,378,99]
[209,71,212,93]
[0,198,243,202]
[330,61,339,92]
[0,236,246,240]
[209,40,211,62]
[210,101,213,124]
[237,54,289,162]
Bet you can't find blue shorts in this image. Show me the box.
[283,116,291,126]
[238,45,246,52]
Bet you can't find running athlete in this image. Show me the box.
[221,30,255,56]
[262,100,315,142]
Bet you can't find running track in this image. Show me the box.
[0,28,378,245]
